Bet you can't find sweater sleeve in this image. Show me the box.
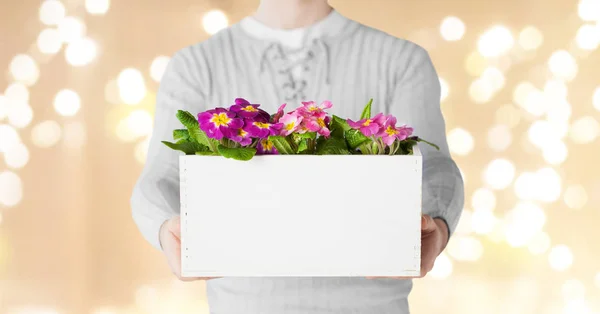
[131,49,206,251]
[389,44,464,237]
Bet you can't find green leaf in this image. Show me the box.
[176,110,199,129]
[415,137,440,151]
[360,99,373,120]
[173,129,190,142]
[217,145,256,161]
[345,129,370,150]
[195,151,220,156]
[297,139,308,153]
[396,139,418,155]
[292,132,317,141]
[162,141,207,155]
[188,127,219,152]
[329,115,350,138]
[268,136,295,155]
[316,137,350,155]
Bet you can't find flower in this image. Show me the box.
[246,121,283,138]
[279,112,303,136]
[302,112,331,137]
[229,98,261,119]
[377,115,414,145]
[297,100,333,116]
[347,115,383,137]
[273,103,287,122]
[198,108,243,140]
[257,138,278,154]
[229,122,253,146]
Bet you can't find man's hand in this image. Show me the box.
[159,216,220,281]
[367,214,449,279]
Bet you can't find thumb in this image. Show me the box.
[168,216,182,240]
[421,215,437,233]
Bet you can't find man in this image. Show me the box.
[131,0,464,312]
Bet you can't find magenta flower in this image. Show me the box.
[257,138,278,154]
[377,115,414,145]
[246,121,283,138]
[279,112,303,136]
[229,123,253,146]
[297,100,333,116]
[198,108,243,140]
[302,113,330,137]
[273,103,287,123]
[229,99,261,119]
[347,116,382,137]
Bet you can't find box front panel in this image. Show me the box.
[180,155,422,277]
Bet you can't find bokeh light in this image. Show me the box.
[150,56,171,82]
[65,37,98,66]
[471,188,496,212]
[523,89,547,117]
[454,209,473,235]
[577,0,600,21]
[528,232,551,255]
[4,142,30,169]
[471,209,496,235]
[0,171,23,207]
[561,279,586,301]
[495,104,521,128]
[569,116,600,144]
[548,50,578,81]
[575,24,600,50]
[10,54,40,86]
[481,66,505,91]
[484,158,515,190]
[468,78,495,104]
[563,185,588,210]
[504,202,546,247]
[477,25,514,57]
[31,120,62,148]
[0,95,8,120]
[8,104,34,129]
[542,140,568,165]
[518,26,544,51]
[85,0,111,15]
[39,0,66,26]
[487,124,512,152]
[593,87,600,112]
[447,236,484,261]
[37,28,63,54]
[5,83,30,104]
[202,10,229,35]
[54,89,81,117]
[126,110,154,138]
[135,137,151,164]
[440,16,465,41]
[118,68,147,105]
[465,51,487,76]
[58,16,87,44]
[0,124,21,153]
[548,245,573,271]
[439,77,449,102]
[595,272,600,288]
[514,168,562,203]
[429,253,453,279]
[447,128,474,156]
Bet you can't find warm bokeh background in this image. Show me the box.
[1,0,600,313]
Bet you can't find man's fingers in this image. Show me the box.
[421,215,437,233]
[168,216,181,240]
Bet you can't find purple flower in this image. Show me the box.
[347,115,383,137]
[257,138,278,154]
[197,108,243,140]
[229,103,261,119]
[229,122,254,146]
[246,121,283,138]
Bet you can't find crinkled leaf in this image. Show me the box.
[173,129,190,141]
[360,99,373,120]
[345,129,370,150]
[268,136,295,155]
[292,132,317,141]
[188,127,219,152]
[316,137,350,155]
[329,115,350,138]
[297,139,308,153]
[217,145,256,161]
[176,110,199,129]
[162,141,207,155]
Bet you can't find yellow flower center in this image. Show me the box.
[362,119,372,126]
[385,125,398,136]
[211,113,231,127]
[262,139,274,150]
[238,129,248,137]
[285,122,296,131]
[253,122,270,129]
[308,106,319,111]
[317,118,326,128]
[242,105,257,112]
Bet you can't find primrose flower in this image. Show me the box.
[273,103,287,123]
[198,108,243,140]
[302,112,331,137]
[279,112,303,136]
[257,138,278,154]
[297,100,333,116]
[347,115,382,137]
[377,115,414,145]
[246,121,283,138]
[229,123,253,146]
[229,98,261,119]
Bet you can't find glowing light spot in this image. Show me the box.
[9,54,40,86]
[528,232,551,255]
[0,171,23,207]
[118,68,147,105]
[549,245,573,271]
[495,105,521,128]
[126,110,153,138]
[202,10,229,35]
[465,51,488,76]
[0,124,21,153]
[528,120,558,148]
[564,185,588,210]
[481,66,505,91]
[563,299,591,314]
[471,188,496,212]
[37,28,63,54]
[544,79,569,100]
[575,24,600,50]
[477,25,514,58]
[58,16,87,43]
[548,50,578,81]
[578,0,600,21]
[454,209,473,235]
[429,253,453,279]
[518,26,544,51]
[562,279,586,301]
[39,0,66,26]
[523,89,547,116]
[569,116,600,144]
[447,128,474,156]
[439,77,449,102]
[5,83,29,104]
[8,104,34,129]
[440,16,465,41]
[447,236,483,261]
[484,158,515,190]
[0,95,8,120]
[593,87,600,112]
[150,56,171,82]
[54,89,81,116]
[31,120,62,148]
[85,0,110,15]
[469,78,495,104]
[543,140,568,165]
[514,168,562,203]
[513,81,537,108]
[65,37,98,66]
[487,124,512,152]
[4,143,29,169]
[135,137,150,164]
[504,202,546,247]
[471,209,496,235]
[595,272,600,288]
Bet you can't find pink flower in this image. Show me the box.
[198,108,243,140]
[257,138,278,154]
[246,121,283,138]
[301,112,330,137]
[273,103,287,123]
[347,116,382,137]
[229,123,253,146]
[297,100,333,117]
[279,112,303,136]
[377,115,414,145]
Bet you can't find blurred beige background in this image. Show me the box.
[1,0,600,313]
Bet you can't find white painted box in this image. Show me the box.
[180,148,422,277]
